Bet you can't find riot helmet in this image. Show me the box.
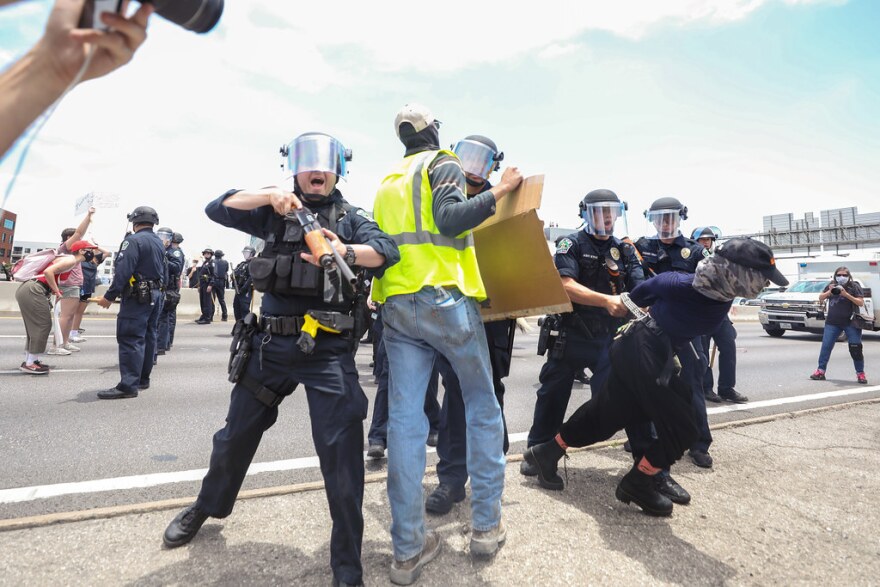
[644,197,687,239]
[692,226,721,251]
[452,135,504,181]
[242,245,256,260]
[172,232,184,244]
[202,248,214,256]
[579,189,627,237]
[156,226,174,244]
[280,132,352,181]
[127,206,159,226]
[214,250,224,258]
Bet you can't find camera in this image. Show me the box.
[831,285,842,295]
[80,0,224,34]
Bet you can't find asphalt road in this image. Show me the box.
[1,314,877,521]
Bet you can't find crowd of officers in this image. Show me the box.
[69,104,781,587]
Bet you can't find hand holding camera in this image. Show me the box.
[831,285,842,295]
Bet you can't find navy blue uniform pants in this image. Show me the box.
[115,289,162,392]
[559,320,698,470]
[367,309,439,446]
[195,332,368,585]
[434,321,513,489]
[157,298,174,351]
[232,292,252,322]
[198,284,214,322]
[702,318,737,392]
[526,328,612,448]
[212,286,228,319]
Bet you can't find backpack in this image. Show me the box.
[11,248,59,282]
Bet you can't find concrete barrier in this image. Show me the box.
[0,282,254,318]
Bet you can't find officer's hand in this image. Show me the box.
[605,295,629,318]
[266,188,302,216]
[516,317,534,334]
[206,285,212,292]
[96,297,112,309]
[323,228,347,258]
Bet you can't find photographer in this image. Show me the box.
[810,266,868,384]
[0,0,153,158]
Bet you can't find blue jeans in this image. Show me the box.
[817,324,864,373]
[383,286,505,561]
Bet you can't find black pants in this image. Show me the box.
[213,286,228,319]
[558,320,698,470]
[115,289,163,392]
[232,292,252,322]
[198,285,214,322]
[195,331,368,585]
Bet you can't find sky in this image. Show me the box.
[1,0,878,261]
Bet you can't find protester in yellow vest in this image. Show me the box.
[372,103,522,585]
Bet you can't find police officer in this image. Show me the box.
[162,132,399,587]
[168,232,186,348]
[632,197,713,497]
[212,249,230,321]
[156,227,184,355]
[693,227,748,405]
[231,246,255,322]
[521,188,644,489]
[96,206,166,399]
[195,248,216,324]
[425,135,518,514]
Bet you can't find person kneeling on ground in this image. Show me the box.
[523,238,788,516]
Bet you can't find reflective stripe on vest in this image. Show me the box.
[372,150,485,302]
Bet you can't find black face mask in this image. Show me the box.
[466,176,485,188]
[83,251,95,262]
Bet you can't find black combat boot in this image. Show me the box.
[524,440,565,491]
[615,465,674,516]
[163,505,210,548]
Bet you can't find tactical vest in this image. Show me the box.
[248,202,354,310]
[372,149,486,303]
[635,236,703,275]
[233,260,251,291]
[571,232,634,328]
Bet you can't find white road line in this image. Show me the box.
[0,369,104,374]
[1,386,877,504]
[0,335,116,338]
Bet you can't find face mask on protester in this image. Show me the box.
[835,276,848,285]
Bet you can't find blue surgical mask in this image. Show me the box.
[835,276,848,285]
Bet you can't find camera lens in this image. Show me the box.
[147,0,224,33]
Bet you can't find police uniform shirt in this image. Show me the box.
[214,257,229,289]
[554,231,646,321]
[105,227,166,302]
[198,259,216,287]
[635,235,707,276]
[166,247,185,291]
[205,189,399,317]
[630,272,731,345]
[233,259,252,293]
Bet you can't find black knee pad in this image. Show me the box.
[848,343,864,362]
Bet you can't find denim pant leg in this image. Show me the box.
[844,325,864,373]
[382,296,439,561]
[817,324,843,371]
[424,359,441,432]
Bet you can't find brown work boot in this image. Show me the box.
[389,530,442,585]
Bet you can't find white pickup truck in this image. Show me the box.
[758,254,879,337]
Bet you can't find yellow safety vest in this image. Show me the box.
[372,149,486,302]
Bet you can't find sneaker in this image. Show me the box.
[389,530,441,585]
[46,346,71,356]
[19,362,49,375]
[857,372,867,385]
[470,519,507,557]
[69,335,86,343]
[810,369,826,381]
[63,343,81,352]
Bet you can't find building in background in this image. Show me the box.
[0,209,16,265]
[757,206,880,255]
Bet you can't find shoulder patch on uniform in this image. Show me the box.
[121,241,130,251]
[556,238,573,254]
[680,247,691,259]
[173,250,182,257]
[356,209,375,222]
[609,247,620,261]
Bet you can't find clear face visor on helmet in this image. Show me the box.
[282,134,352,183]
[242,248,254,259]
[452,139,500,180]
[582,202,626,236]
[156,229,173,243]
[646,209,682,239]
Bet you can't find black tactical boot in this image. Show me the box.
[524,440,565,491]
[654,473,691,505]
[615,466,674,516]
[163,505,210,548]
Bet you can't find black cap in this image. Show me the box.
[715,238,789,286]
